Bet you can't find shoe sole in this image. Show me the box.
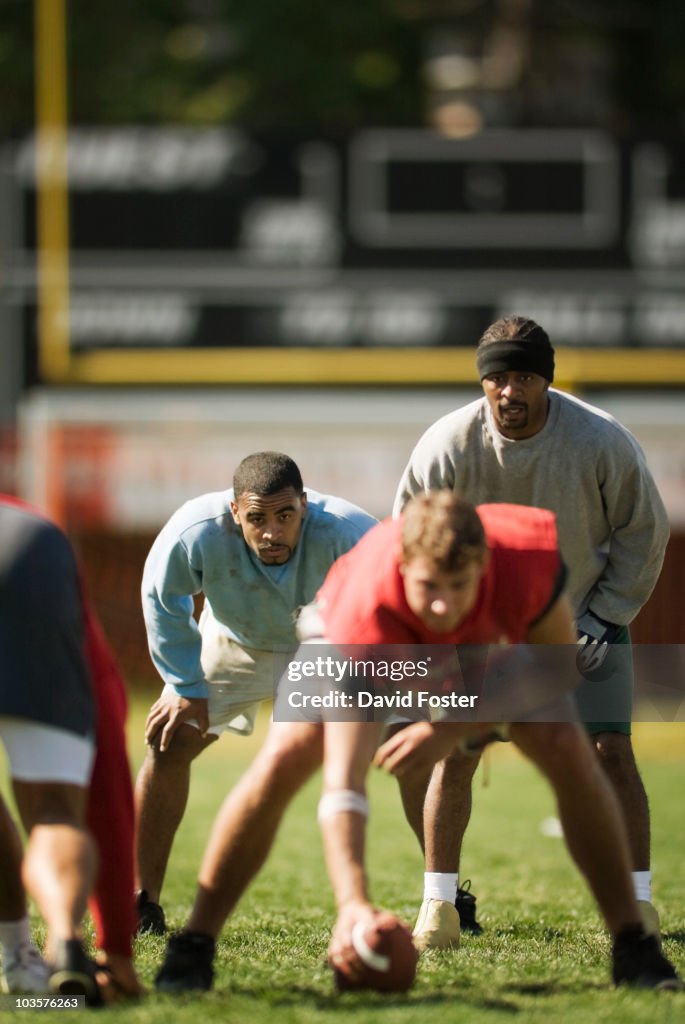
[643,977,684,992]
[49,970,102,1006]
[656,979,685,991]
[414,936,460,953]
[459,924,484,936]
[155,976,212,993]
[616,974,684,992]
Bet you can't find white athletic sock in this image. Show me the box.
[423,872,458,902]
[0,915,31,957]
[632,871,652,902]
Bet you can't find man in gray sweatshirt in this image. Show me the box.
[393,315,669,951]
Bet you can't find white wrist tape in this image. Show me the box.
[352,921,390,971]
[317,789,369,823]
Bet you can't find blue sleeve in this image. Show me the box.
[313,493,377,549]
[141,524,209,699]
[342,508,378,545]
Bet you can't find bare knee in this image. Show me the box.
[512,721,592,779]
[441,747,481,784]
[145,723,217,768]
[594,731,635,772]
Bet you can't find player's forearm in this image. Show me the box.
[320,813,370,909]
[146,617,207,696]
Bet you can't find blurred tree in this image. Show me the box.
[2,0,422,134]
[0,0,683,134]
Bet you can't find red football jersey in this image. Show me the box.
[317,503,564,646]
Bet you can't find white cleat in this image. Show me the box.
[412,899,461,952]
[637,900,661,943]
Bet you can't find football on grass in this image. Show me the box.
[333,911,418,993]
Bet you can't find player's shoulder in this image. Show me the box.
[303,489,378,539]
[0,496,75,567]
[553,390,640,449]
[415,396,487,447]
[319,517,395,587]
[478,502,559,553]
[163,490,235,541]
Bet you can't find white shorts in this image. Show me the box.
[0,716,95,785]
[167,609,277,737]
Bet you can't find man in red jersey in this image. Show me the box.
[311,492,680,990]
[0,496,142,1003]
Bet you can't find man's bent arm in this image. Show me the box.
[319,721,382,909]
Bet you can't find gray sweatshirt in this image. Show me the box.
[393,389,669,625]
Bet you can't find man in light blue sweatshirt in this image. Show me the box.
[393,316,669,951]
[135,451,376,933]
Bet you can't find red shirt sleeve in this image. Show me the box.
[82,600,136,957]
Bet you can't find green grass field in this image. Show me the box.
[7,701,685,1021]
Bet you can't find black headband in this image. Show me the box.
[476,339,555,382]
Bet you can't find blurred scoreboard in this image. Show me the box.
[4,126,685,384]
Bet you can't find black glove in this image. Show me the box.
[576,611,622,680]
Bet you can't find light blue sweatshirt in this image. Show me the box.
[142,489,376,697]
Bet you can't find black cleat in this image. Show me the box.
[155,931,215,992]
[612,926,683,990]
[49,939,103,1007]
[455,879,483,935]
[136,889,167,935]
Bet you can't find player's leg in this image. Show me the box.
[593,732,649,867]
[155,720,323,991]
[510,718,681,989]
[511,719,638,930]
[404,745,480,951]
[423,748,480,869]
[8,721,104,1004]
[0,798,26,923]
[382,722,432,846]
[7,723,96,945]
[190,720,323,934]
[593,730,657,936]
[0,793,51,994]
[134,721,217,913]
[13,782,95,954]
[580,630,657,934]
[139,631,280,934]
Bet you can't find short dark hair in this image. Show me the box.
[478,315,550,349]
[233,452,304,498]
[401,492,487,572]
